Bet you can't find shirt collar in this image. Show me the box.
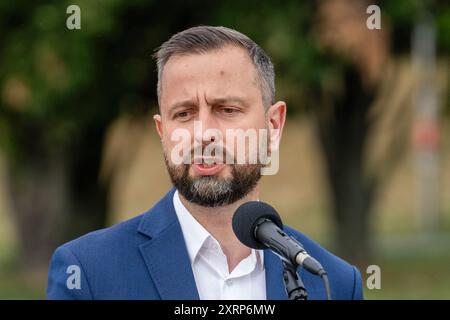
[173,190,211,265]
[173,189,264,269]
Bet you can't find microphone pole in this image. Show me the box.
[282,260,308,300]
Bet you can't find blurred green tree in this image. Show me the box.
[0,0,216,270]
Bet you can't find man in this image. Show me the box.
[47,26,363,300]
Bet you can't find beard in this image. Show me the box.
[164,156,263,207]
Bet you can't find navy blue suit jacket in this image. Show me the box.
[47,188,363,300]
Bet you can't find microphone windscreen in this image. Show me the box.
[232,201,283,249]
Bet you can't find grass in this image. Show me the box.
[0,272,45,300]
[0,256,46,299]
[363,255,450,299]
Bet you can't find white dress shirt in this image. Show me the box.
[173,190,266,300]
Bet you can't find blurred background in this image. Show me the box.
[0,0,449,299]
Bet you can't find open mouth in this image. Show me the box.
[192,157,225,175]
[200,158,218,166]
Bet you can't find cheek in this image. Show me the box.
[242,112,267,131]
[161,127,195,166]
[162,124,193,147]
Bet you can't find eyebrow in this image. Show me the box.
[168,100,198,116]
[168,96,249,115]
[207,96,248,108]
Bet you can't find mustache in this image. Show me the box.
[183,141,235,164]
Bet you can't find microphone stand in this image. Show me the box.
[282,260,308,300]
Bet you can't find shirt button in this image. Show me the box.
[225,279,233,286]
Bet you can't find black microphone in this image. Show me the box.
[232,201,326,276]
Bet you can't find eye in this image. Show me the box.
[219,106,240,116]
[174,110,192,120]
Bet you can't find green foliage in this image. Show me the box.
[381,0,450,53]
[0,0,448,160]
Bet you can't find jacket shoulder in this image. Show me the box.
[60,213,146,255]
[284,226,364,300]
[47,213,150,299]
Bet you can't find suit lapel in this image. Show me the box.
[138,188,200,300]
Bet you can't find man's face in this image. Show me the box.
[154,45,281,207]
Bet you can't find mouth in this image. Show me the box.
[192,157,225,176]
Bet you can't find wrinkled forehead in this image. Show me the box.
[159,46,261,110]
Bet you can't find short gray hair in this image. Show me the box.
[154,26,275,108]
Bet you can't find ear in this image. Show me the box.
[266,101,286,148]
[153,114,163,139]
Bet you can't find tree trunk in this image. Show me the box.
[316,68,377,265]
[7,137,108,273]
[8,154,69,272]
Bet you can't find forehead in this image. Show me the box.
[160,45,261,108]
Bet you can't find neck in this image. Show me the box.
[178,187,260,272]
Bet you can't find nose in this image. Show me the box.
[194,105,220,145]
